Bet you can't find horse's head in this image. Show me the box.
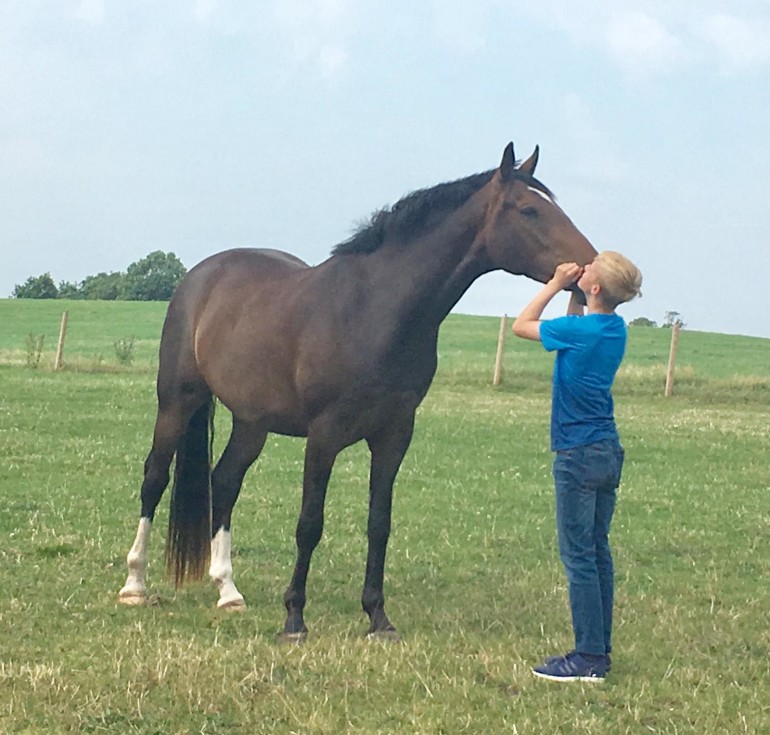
[480,143,597,291]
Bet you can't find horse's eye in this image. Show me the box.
[521,206,539,218]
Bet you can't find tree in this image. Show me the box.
[80,272,125,300]
[57,280,84,299]
[12,273,59,299]
[628,317,657,328]
[663,311,685,329]
[122,251,187,301]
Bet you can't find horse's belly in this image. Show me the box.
[201,353,307,431]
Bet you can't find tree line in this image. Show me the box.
[629,311,686,329]
[12,251,186,301]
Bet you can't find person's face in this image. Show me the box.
[577,259,600,295]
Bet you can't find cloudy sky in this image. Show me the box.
[2,1,769,337]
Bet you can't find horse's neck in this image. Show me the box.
[368,205,490,328]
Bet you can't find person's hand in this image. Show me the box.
[548,262,583,290]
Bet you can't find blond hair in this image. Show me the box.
[593,251,642,308]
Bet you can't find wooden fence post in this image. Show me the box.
[493,314,507,386]
[54,310,69,371]
[664,321,680,397]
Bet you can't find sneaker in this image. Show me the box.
[532,651,608,682]
[545,650,611,672]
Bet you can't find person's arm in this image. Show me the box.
[512,263,583,342]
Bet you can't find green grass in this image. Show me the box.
[1,299,770,733]
[0,299,167,370]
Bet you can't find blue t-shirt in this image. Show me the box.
[539,313,627,451]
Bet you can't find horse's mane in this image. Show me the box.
[333,170,495,256]
[333,168,555,256]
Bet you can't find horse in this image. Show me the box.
[119,142,597,641]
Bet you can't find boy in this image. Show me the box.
[512,251,642,682]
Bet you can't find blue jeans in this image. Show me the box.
[553,439,624,656]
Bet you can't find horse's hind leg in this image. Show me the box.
[209,418,268,610]
[119,395,205,604]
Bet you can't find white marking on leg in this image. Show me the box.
[119,517,152,604]
[210,528,245,609]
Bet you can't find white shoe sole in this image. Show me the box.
[531,669,605,683]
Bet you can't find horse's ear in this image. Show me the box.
[519,145,540,177]
[500,142,516,182]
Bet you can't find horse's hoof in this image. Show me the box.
[366,629,402,643]
[278,631,308,645]
[218,599,247,612]
[118,592,147,606]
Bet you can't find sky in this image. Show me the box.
[2,0,770,337]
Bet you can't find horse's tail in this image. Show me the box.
[165,397,215,586]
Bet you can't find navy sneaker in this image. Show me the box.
[532,651,608,682]
[545,650,611,672]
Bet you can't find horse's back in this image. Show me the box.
[189,248,309,288]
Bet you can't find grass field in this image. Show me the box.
[1,298,770,734]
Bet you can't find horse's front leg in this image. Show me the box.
[363,411,415,640]
[281,429,340,642]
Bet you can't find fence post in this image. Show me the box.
[493,314,507,386]
[664,321,680,397]
[54,310,69,371]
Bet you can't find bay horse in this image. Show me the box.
[119,142,597,640]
